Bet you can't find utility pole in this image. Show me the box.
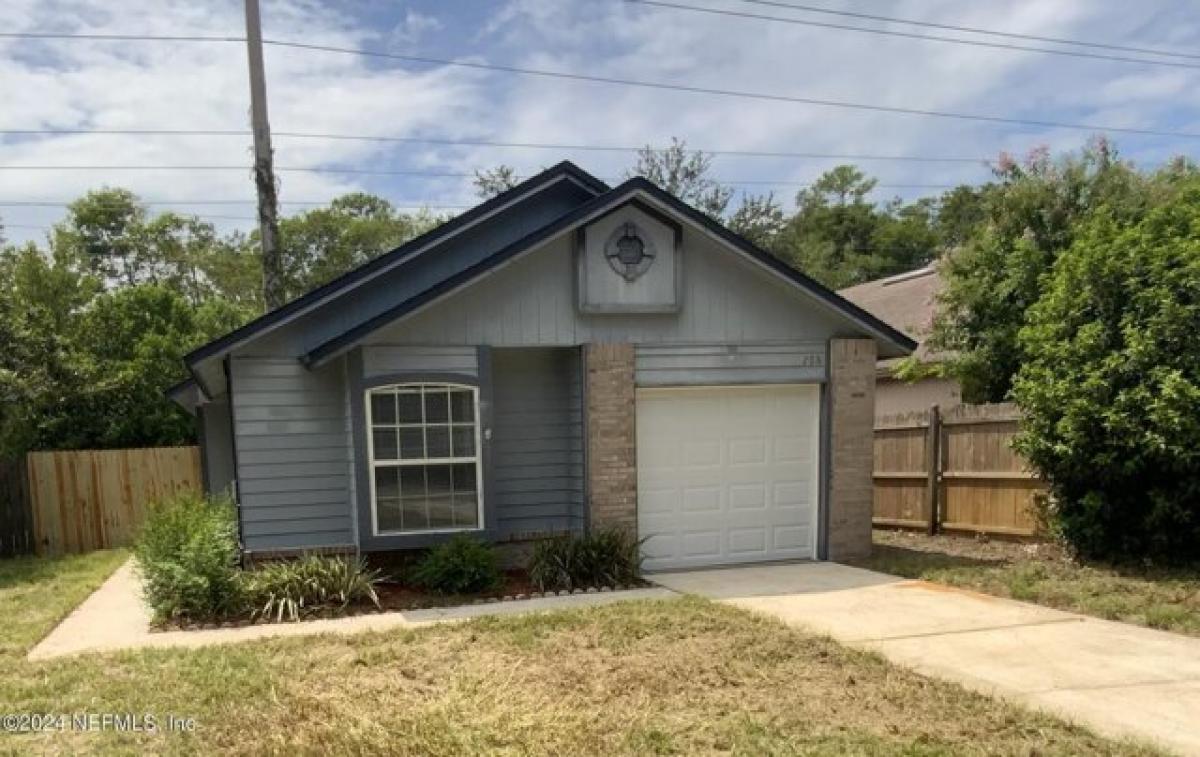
[243,0,284,309]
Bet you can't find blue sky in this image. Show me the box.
[1,0,1198,244]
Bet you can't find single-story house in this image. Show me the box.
[170,162,914,570]
[838,265,962,418]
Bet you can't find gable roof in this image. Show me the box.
[183,161,609,395]
[302,176,918,367]
[839,265,943,364]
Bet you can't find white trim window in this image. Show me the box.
[366,383,483,535]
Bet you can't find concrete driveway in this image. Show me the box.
[652,562,1200,756]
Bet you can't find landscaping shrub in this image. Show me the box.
[409,534,501,594]
[528,528,642,592]
[134,491,243,621]
[243,555,382,623]
[1012,173,1200,563]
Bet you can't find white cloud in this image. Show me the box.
[1,0,1198,245]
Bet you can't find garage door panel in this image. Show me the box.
[729,438,767,465]
[680,530,722,559]
[774,525,810,550]
[636,385,820,571]
[729,483,766,510]
[682,486,721,512]
[773,481,811,508]
[642,532,678,561]
[639,486,679,515]
[773,435,813,464]
[684,440,722,467]
[727,527,767,555]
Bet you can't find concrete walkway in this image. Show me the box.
[652,562,1200,756]
[27,560,673,660]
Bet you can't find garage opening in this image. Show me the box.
[635,384,820,571]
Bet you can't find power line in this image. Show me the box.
[0,31,241,42]
[256,38,1200,139]
[4,25,1195,137]
[625,0,1200,70]
[0,200,472,208]
[5,11,1196,63]
[0,128,994,163]
[730,0,1200,62]
[0,164,968,188]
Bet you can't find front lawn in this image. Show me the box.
[859,529,1200,636]
[0,549,128,661]
[0,551,1157,755]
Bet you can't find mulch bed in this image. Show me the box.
[159,569,650,632]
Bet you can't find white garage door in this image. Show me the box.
[636,384,820,571]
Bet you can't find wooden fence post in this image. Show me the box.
[925,404,941,535]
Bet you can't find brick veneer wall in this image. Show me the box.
[584,343,638,534]
[827,338,877,561]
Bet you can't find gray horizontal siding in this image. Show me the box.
[491,348,584,537]
[231,357,353,550]
[635,342,827,386]
[239,178,598,358]
[370,229,846,347]
[361,345,478,379]
[198,397,235,496]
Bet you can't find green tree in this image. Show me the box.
[728,192,786,248]
[932,139,1146,401]
[627,138,732,218]
[0,241,102,455]
[1012,172,1200,562]
[473,165,520,198]
[771,165,937,288]
[54,188,148,286]
[276,194,442,301]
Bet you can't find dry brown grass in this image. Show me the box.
[860,530,1200,636]
[4,595,1158,756]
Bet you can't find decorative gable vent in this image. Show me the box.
[577,200,681,314]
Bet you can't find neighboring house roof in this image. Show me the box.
[176,161,916,403]
[838,265,943,366]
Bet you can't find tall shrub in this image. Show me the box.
[134,492,243,620]
[1012,174,1200,562]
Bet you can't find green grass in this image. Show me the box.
[859,530,1200,636]
[0,549,128,662]
[0,549,1160,755]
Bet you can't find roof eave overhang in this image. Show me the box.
[303,179,917,368]
[183,162,609,379]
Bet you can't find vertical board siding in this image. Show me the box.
[634,343,826,386]
[872,403,1045,537]
[491,348,584,537]
[27,447,201,555]
[231,357,353,550]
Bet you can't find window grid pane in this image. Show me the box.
[369,383,480,534]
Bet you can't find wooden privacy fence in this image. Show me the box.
[22,446,202,556]
[0,458,33,557]
[873,403,1047,537]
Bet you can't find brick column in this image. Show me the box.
[585,343,637,534]
[827,338,877,561]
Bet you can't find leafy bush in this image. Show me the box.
[410,535,501,594]
[1012,174,1200,563]
[243,555,382,623]
[134,491,243,621]
[529,529,643,592]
